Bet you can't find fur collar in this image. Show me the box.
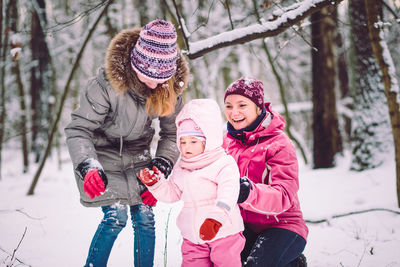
[105,28,189,98]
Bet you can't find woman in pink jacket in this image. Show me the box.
[138,99,245,267]
[223,77,308,267]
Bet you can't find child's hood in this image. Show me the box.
[176,99,223,152]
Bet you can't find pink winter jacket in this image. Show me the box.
[223,103,308,241]
[148,99,244,244]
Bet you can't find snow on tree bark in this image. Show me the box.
[348,0,393,171]
[365,0,400,207]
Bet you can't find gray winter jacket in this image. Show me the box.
[64,27,189,207]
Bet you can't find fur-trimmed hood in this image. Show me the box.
[105,27,189,98]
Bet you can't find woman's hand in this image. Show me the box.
[76,158,108,199]
[238,176,253,203]
[83,169,107,199]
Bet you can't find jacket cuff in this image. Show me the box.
[75,158,101,180]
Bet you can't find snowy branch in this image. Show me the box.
[186,0,344,59]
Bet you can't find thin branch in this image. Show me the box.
[0,246,31,266]
[380,0,399,20]
[250,0,309,164]
[221,0,234,30]
[0,209,45,220]
[305,208,400,224]
[11,227,27,264]
[163,208,172,267]
[16,209,45,220]
[187,0,344,59]
[0,227,30,266]
[27,0,113,195]
[187,0,217,35]
[22,0,110,34]
[269,2,315,50]
[171,0,189,51]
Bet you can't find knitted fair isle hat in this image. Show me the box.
[131,19,178,83]
[177,119,206,143]
[224,77,265,110]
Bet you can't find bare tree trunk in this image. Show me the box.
[311,7,342,168]
[103,5,118,38]
[10,0,29,172]
[27,0,113,195]
[0,0,4,180]
[30,0,53,163]
[251,0,308,164]
[134,0,150,25]
[334,10,351,142]
[349,0,391,171]
[365,0,400,207]
[0,0,10,180]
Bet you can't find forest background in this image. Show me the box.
[0,0,400,266]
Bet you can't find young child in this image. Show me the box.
[138,99,245,267]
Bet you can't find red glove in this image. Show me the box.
[83,169,106,199]
[199,218,222,241]
[140,189,157,206]
[138,166,161,186]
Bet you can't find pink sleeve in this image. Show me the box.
[239,142,299,215]
[148,169,182,203]
[206,157,241,224]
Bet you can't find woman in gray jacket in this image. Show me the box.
[64,20,189,267]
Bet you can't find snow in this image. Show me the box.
[179,18,191,38]
[187,0,329,55]
[1,148,399,267]
[10,48,22,59]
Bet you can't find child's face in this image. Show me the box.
[224,94,261,130]
[179,136,205,159]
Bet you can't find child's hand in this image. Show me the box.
[138,166,161,186]
[199,218,222,241]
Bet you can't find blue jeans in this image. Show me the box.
[84,204,155,267]
[242,227,306,267]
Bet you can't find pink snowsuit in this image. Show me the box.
[223,103,308,241]
[147,99,245,266]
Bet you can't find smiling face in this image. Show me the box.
[224,94,262,130]
[179,136,205,159]
[135,70,167,89]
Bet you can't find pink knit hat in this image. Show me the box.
[177,119,205,142]
[131,19,178,83]
[224,77,265,109]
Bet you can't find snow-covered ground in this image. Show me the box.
[0,148,399,267]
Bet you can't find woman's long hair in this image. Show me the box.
[145,76,177,117]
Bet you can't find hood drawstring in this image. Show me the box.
[251,138,260,152]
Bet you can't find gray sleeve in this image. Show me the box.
[64,78,110,167]
[155,95,183,165]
